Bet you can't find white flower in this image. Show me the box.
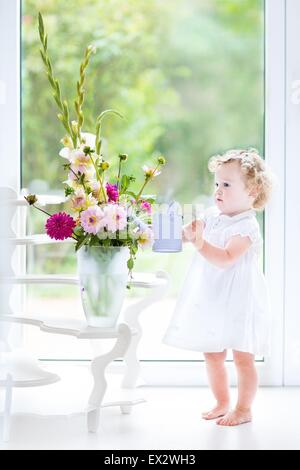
[137,227,154,250]
[59,146,74,161]
[142,165,161,178]
[103,204,128,232]
[70,150,94,175]
[81,132,96,149]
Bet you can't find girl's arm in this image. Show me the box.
[194,235,252,269]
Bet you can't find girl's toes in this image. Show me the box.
[216,414,231,426]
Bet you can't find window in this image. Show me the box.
[21,0,265,366]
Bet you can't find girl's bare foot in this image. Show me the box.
[216,407,252,426]
[202,403,230,420]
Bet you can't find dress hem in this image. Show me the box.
[163,336,270,357]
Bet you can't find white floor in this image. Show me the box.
[1,363,300,450]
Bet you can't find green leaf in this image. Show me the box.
[38,12,44,38]
[96,109,124,124]
[120,175,129,192]
[75,233,90,251]
[140,196,156,203]
[73,226,84,237]
[125,191,138,200]
[131,245,138,255]
[127,258,134,270]
[64,185,75,197]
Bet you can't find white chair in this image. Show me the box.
[0,187,62,441]
[0,350,60,442]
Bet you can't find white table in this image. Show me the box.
[0,271,169,433]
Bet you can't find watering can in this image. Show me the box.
[152,201,183,253]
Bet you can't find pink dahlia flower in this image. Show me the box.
[45,212,76,240]
[80,206,106,235]
[106,183,119,202]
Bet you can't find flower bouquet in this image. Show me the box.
[25,13,166,327]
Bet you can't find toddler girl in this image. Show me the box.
[163,148,274,426]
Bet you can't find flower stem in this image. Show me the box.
[89,154,107,202]
[74,45,95,142]
[116,161,122,190]
[69,167,80,181]
[38,13,77,147]
[95,109,124,155]
[32,204,52,217]
[136,163,161,202]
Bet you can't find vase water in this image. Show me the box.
[77,246,129,327]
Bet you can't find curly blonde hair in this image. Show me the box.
[208,148,274,211]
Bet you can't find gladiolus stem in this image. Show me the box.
[89,154,107,203]
[117,161,122,190]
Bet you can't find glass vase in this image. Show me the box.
[77,246,129,328]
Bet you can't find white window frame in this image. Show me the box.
[0,0,20,192]
[4,0,296,386]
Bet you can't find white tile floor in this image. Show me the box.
[1,363,300,450]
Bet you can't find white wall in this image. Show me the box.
[284,0,300,385]
[264,0,286,385]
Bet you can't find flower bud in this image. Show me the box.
[24,194,38,205]
[87,45,96,54]
[157,156,166,165]
[100,161,110,170]
[83,146,92,155]
[61,135,73,148]
[119,153,128,161]
[71,120,78,133]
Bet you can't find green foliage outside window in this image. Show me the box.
[22,0,264,292]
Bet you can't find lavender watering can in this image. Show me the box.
[152,201,183,253]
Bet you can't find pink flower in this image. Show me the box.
[45,212,76,240]
[106,183,119,202]
[141,201,152,214]
[70,189,97,212]
[104,204,127,232]
[80,206,106,235]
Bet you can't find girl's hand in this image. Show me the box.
[183,219,205,244]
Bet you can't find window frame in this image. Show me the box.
[4,0,290,385]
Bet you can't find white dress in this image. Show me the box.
[163,206,271,356]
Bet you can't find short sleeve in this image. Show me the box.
[224,217,263,255]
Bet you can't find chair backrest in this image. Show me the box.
[0,187,27,349]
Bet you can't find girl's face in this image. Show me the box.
[214,161,255,216]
